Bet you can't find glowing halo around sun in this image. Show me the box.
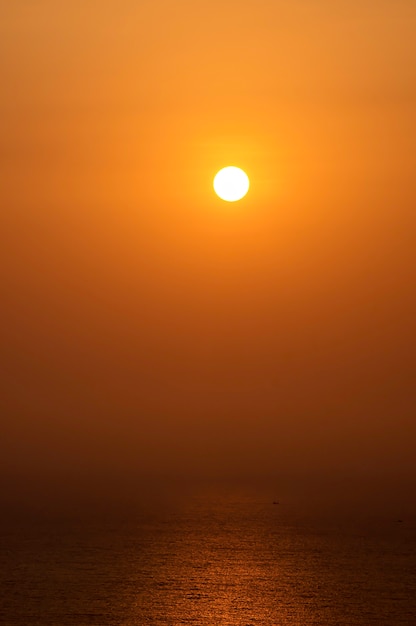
[213,166,250,202]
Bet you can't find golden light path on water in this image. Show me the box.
[2,485,415,624]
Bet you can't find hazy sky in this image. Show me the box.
[1,1,415,497]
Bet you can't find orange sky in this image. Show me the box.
[1,1,415,498]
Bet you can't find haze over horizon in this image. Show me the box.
[1,1,415,509]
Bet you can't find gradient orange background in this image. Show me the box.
[1,1,415,502]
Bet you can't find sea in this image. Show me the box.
[1,480,416,625]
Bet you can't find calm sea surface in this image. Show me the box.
[1,484,416,625]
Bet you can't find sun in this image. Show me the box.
[213,166,250,202]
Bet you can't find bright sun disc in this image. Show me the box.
[213,166,250,202]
